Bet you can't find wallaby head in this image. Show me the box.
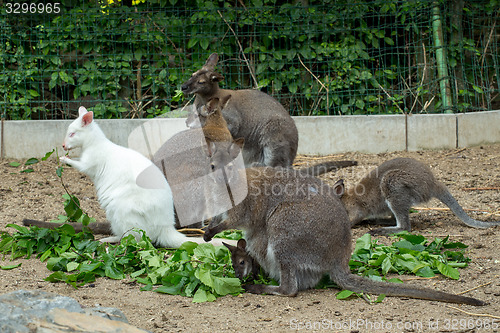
[181,53,224,98]
[63,106,100,151]
[223,239,260,280]
[206,137,245,185]
[332,178,367,226]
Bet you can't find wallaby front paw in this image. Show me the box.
[60,156,70,164]
[243,284,262,294]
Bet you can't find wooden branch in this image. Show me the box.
[443,147,466,157]
[217,10,258,88]
[445,305,500,320]
[457,281,493,295]
[462,187,500,191]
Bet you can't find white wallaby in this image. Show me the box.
[54,106,229,248]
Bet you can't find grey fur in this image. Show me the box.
[182,53,298,168]
[335,158,500,235]
[204,167,486,305]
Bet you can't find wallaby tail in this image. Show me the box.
[298,160,358,177]
[331,269,486,306]
[435,184,500,229]
[22,219,112,235]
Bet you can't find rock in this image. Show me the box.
[0,289,150,333]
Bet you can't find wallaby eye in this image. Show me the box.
[210,163,216,171]
[239,260,245,265]
[69,132,75,138]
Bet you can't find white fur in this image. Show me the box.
[61,107,188,248]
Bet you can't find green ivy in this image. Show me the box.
[1,1,497,117]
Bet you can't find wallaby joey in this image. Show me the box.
[183,53,357,175]
[204,167,486,305]
[183,53,298,168]
[223,239,260,280]
[153,97,246,227]
[334,157,500,235]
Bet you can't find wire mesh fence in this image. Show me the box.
[0,0,498,120]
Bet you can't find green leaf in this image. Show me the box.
[192,288,216,303]
[155,284,183,295]
[66,262,79,272]
[435,261,459,280]
[9,162,21,167]
[353,233,372,253]
[1,263,22,270]
[25,158,39,165]
[336,289,355,299]
[42,150,54,161]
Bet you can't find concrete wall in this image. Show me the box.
[1,110,499,159]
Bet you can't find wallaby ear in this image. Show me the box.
[223,242,237,253]
[81,111,94,127]
[220,94,232,110]
[332,179,345,197]
[203,53,219,70]
[78,106,88,117]
[229,140,243,159]
[210,72,224,82]
[237,238,247,250]
[207,98,220,114]
[233,137,245,150]
[204,141,216,158]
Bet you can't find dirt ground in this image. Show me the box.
[0,144,499,332]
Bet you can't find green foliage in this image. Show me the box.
[0,222,475,303]
[1,0,496,119]
[8,157,40,173]
[0,225,242,301]
[349,232,469,280]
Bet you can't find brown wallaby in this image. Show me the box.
[223,239,260,280]
[182,53,298,168]
[182,53,357,175]
[333,157,500,235]
[203,167,486,305]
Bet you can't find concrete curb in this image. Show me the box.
[1,111,499,159]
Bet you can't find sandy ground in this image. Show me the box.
[0,144,499,332]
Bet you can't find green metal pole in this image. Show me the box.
[432,3,453,113]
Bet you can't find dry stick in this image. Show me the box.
[297,55,329,115]
[462,187,500,191]
[178,228,205,235]
[378,83,405,114]
[445,306,500,320]
[443,147,467,157]
[413,206,495,214]
[409,42,428,113]
[457,281,493,295]
[217,10,258,89]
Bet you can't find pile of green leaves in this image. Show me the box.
[0,223,472,303]
[0,224,242,302]
[350,232,469,280]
